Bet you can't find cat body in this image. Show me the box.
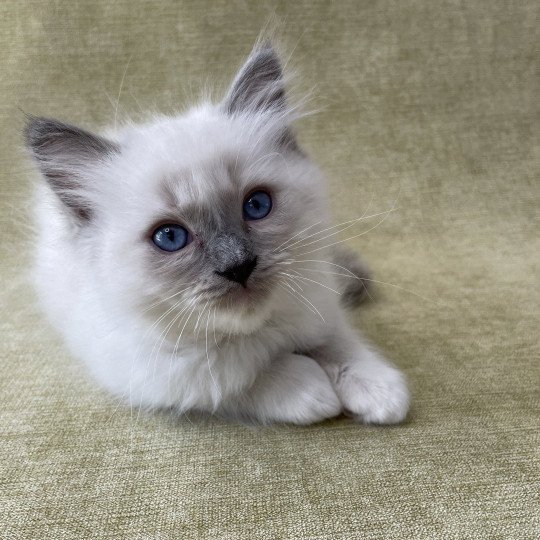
[27,45,409,424]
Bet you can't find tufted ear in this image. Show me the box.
[223,44,300,152]
[223,43,287,116]
[25,117,118,221]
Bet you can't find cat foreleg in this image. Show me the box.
[220,353,341,425]
[311,328,410,424]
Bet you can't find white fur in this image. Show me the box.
[30,48,409,425]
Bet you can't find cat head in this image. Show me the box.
[26,44,330,334]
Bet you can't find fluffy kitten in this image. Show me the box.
[26,44,409,425]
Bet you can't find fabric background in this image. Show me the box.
[1,1,538,538]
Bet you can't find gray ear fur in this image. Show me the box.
[25,117,118,220]
[224,43,287,116]
[223,44,300,151]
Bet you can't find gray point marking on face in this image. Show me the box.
[210,232,255,276]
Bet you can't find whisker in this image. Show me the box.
[172,297,200,359]
[296,206,398,257]
[194,300,210,344]
[205,309,222,402]
[293,258,362,277]
[104,395,128,425]
[296,267,360,279]
[293,265,376,301]
[114,53,133,129]
[158,296,201,417]
[167,295,201,394]
[280,280,325,322]
[278,282,317,317]
[278,209,395,254]
[274,191,375,254]
[295,266,372,300]
[352,277,439,305]
[273,220,323,252]
[143,297,197,418]
[146,295,192,336]
[212,302,221,349]
[280,271,341,295]
[129,293,191,423]
[296,188,401,256]
[142,283,196,313]
[293,260,438,304]
[285,271,305,292]
[226,295,234,345]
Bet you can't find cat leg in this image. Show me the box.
[311,328,410,424]
[219,353,341,425]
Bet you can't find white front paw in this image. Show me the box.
[246,354,342,425]
[337,357,410,425]
[288,358,342,424]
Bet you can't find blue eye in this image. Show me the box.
[152,224,190,252]
[243,191,272,220]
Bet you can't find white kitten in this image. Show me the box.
[26,44,409,425]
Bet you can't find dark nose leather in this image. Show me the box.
[216,256,257,287]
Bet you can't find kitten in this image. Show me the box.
[25,44,409,425]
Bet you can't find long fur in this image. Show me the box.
[26,44,409,425]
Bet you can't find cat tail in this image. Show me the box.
[332,247,373,309]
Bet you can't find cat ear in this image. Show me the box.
[224,43,287,116]
[223,44,300,151]
[25,117,119,221]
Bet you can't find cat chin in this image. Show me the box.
[213,294,276,335]
[218,312,268,335]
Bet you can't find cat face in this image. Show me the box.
[26,45,329,334]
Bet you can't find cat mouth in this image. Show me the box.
[227,283,261,303]
[221,279,272,309]
[197,269,277,311]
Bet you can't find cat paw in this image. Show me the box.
[337,360,410,425]
[241,354,342,425]
[286,357,343,424]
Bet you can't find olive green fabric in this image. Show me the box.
[1,1,538,538]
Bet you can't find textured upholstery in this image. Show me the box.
[1,1,538,538]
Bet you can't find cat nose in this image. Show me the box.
[215,256,257,287]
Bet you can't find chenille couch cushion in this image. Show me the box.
[1,1,538,538]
